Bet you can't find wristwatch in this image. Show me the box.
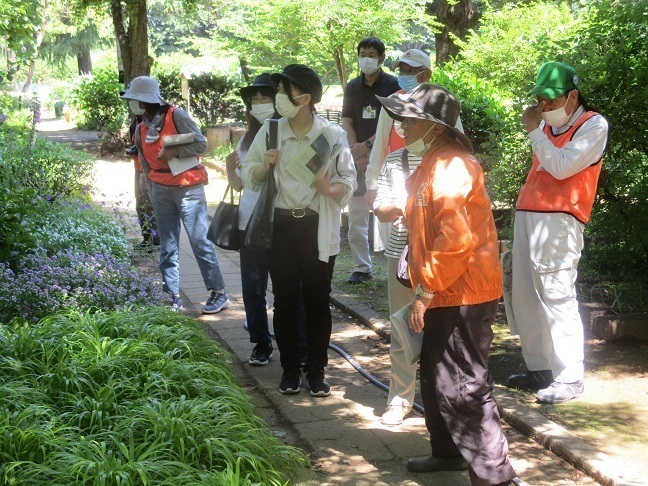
[415,284,434,299]
[364,139,373,149]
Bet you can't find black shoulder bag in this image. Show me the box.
[207,184,240,251]
[244,119,279,251]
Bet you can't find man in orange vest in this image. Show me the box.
[506,62,608,404]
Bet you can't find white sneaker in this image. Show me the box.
[381,405,410,426]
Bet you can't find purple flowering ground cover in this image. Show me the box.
[0,249,165,323]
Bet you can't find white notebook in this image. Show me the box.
[390,303,423,366]
[168,156,199,176]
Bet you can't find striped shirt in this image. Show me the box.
[373,148,422,258]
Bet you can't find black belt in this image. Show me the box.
[274,208,318,218]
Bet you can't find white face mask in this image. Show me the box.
[358,57,379,75]
[129,99,145,116]
[541,105,571,127]
[405,125,435,156]
[250,103,275,123]
[275,93,307,119]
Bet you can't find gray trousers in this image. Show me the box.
[420,300,516,486]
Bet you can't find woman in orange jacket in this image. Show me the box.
[376,84,517,486]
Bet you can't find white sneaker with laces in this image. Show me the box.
[381,405,411,426]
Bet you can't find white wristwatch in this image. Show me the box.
[415,284,434,299]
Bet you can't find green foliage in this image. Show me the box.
[24,199,130,261]
[0,308,310,483]
[218,0,431,85]
[151,62,184,108]
[1,136,94,199]
[71,68,127,131]
[188,72,245,127]
[0,0,42,80]
[455,1,581,101]
[562,0,648,290]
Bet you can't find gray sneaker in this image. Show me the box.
[202,290,230,314]
[536,381,584,404]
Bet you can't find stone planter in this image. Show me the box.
[579,302,648,341]
[206,125,230,151]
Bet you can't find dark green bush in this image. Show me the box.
[187,72,245,128]
[72,68,127,131]
[152,64,184,108]
[1,136,94,199]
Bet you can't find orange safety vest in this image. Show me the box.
[388,125,406,153]
[388,89,406,153]
[139,107,207,187]
[516,111,602,224]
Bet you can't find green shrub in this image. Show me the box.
[188,72,245,128]
[71,68,127,131]
[152,64,184,108]
[1,136,94,199]
[0,308,310,483]
[0,171,37,266]
[23,199,130,261]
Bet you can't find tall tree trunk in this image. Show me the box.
[333,46,347,88]
[77,48,92,75]
[20,29,46,93]
[427,0,481,66]
[112,0,152,88]
[20,61,37,93]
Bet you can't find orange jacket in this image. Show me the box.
[404,139,502,308]
[516,111,602,224]
[140,107,207,187]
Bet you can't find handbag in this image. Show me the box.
[243,119,279,251]
[244,165,277,251]
[207,185,240,251]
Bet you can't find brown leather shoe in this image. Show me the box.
[506,370,553,391]
[407,455,468,473]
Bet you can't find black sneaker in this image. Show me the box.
[279,370,302,395]
[249,343,273,366]
[307,371,331,397]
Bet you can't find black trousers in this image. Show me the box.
[420,300,516,486]
[267,212,335,374]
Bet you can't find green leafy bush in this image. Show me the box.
[1,136,94,199]
[152,64,184,108]
[71,68,127,131]
[188,72,245,128]
[23,199,130,261]
[0,308,310,483]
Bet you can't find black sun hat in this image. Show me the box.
[271,64,323,104]
[376,84,473,152]
[239,73,277,101]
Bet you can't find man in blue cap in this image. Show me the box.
[505,62,608,404]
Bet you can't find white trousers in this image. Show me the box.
[387,256,417,408]
[347,196,372,273]
[509,212,585,383]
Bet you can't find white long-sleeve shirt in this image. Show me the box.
[529,105,608,180]
[241,116,357,261]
